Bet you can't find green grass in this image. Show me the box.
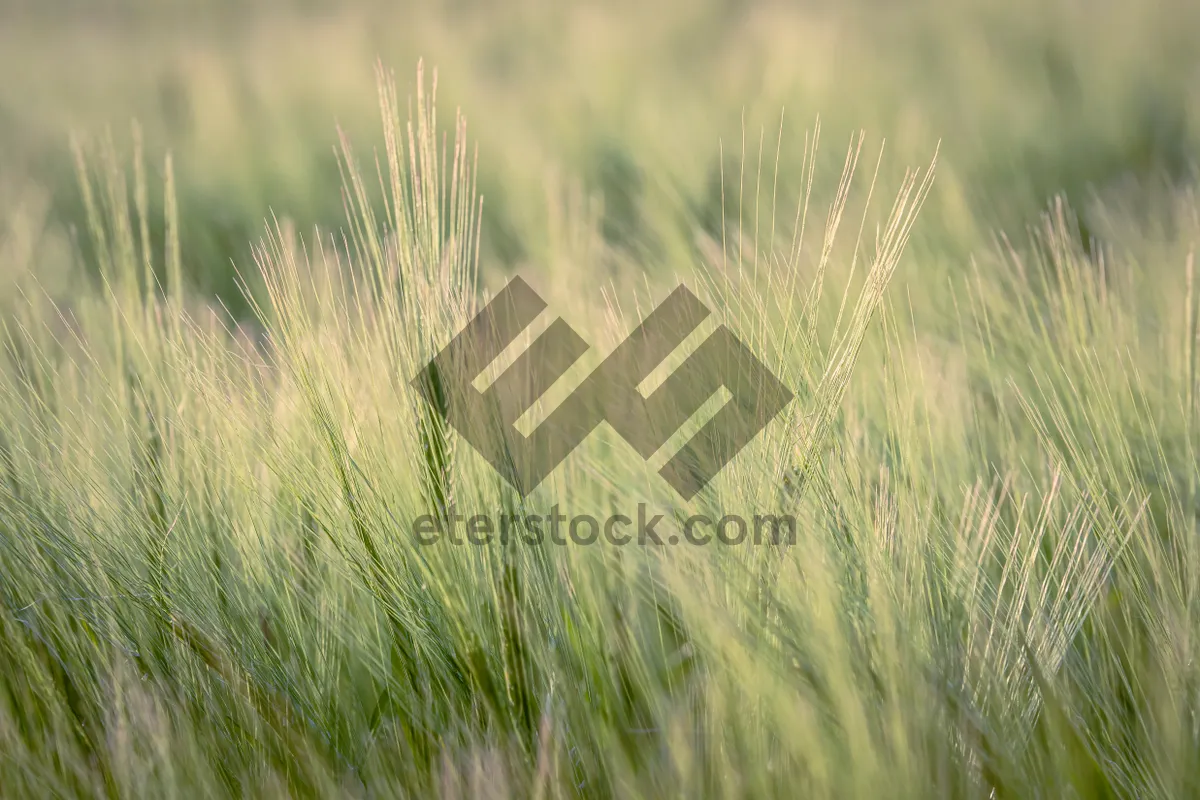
[2,1,1200,797]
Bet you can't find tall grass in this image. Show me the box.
[2,0,1197,319]
[2,55,1200,799]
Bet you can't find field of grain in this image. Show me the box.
[2,1,1200,797]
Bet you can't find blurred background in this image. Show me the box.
[0,0,1197,319]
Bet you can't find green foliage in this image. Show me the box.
[1,1,1200,797]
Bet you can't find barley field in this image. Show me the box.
[2,1,1200,797]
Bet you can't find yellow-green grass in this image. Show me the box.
[1,1,1200,796]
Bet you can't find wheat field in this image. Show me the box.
[1,1,1200,797]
